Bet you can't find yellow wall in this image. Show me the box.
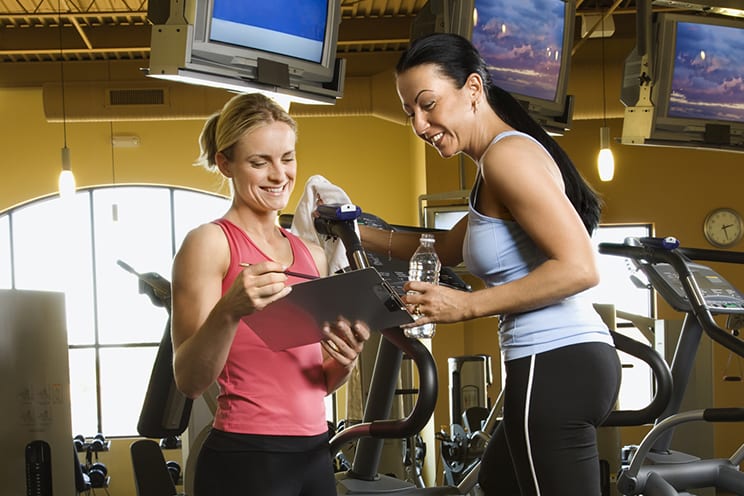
[3,69,744,493]
[0,87,420,224]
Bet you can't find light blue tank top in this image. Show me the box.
[463,131,612,362]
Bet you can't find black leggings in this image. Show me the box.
[478,342,621,496]
[194,433,335,496]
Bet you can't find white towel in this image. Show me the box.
[291,175,358,274]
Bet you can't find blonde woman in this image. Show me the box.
[171,93,370,496]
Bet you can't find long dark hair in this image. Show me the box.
[396,33,602,234]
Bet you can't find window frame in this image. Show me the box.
[0,185,231,437]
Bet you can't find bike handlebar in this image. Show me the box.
[603,330,673,426]
[328,327,438,454]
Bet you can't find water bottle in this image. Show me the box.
[406,233,441,339]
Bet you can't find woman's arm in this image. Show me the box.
[358,218,467,267]
[170,224,291,399]
[474,137,600,314]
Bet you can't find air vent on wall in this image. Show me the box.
[42,81,234,122]
[107,88,166,106]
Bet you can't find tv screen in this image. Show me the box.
[206,0,333,75]
[644,12,744,151]
[666,20,744,123]
[147,0,345,105]
[470,0,575,132]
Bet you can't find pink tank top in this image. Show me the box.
[212,218,328,436]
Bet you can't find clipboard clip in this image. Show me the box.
[374,279,409,314]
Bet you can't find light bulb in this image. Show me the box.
[59,146,76,199]
[59,169,76,198]
[597,126,615,182]
[598,148,615,182]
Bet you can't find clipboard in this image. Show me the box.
[242,267,415,351]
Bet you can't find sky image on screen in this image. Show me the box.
[668,21,744,123]
[210,0,328,63]
[471,0,565,102]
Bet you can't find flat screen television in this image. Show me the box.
[469,0,576,135]
[650,12,744,150]
[146,0,346,105]
[411,0,575,135]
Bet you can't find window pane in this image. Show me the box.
[99,347,158,436]
[93,187,174,345]
[614,326,654,411]
[173,189,230,248]
[13,194,95,344]
[589,224,655,319]
[69,348,98,436]
[0,215,11,288]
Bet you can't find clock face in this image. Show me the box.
[704,208,743,248]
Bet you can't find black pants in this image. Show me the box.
[478,342,622,496]
[194,431,335,496]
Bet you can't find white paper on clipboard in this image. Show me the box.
[241,267,415,351]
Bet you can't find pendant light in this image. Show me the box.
[598,127,614,181]
[597,8,615,182]
[57,2,76,198]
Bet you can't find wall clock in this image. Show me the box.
[703,208,743,248]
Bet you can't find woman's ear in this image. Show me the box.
[215,152,232,178]
[467,72,484,100]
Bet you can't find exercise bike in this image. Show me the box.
[599,236,744,495]
[319,208,674,495]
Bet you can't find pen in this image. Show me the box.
[239,262,319,280]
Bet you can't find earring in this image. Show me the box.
[471,100,478,113]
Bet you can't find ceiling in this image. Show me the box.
[1,0,723,123]
[0,0,644,65]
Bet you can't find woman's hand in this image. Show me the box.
[222,261,293,319]
[321,318,371,368]
[402,281,472,327]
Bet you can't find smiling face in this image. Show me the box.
[217,120,297,214]
[396,63,476,158]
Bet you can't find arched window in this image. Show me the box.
[0,185,230,437]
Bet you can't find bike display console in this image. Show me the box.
[644,260,744,314]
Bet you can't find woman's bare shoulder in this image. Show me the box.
[183,221,224,247]
[175,221,229,270]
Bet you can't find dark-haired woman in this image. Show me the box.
[359,33,621,495]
